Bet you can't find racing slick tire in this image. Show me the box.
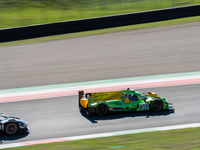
[150,100,163,112]
[5,123,18,135]
[96,104,109,115]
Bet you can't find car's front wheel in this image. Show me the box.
[150,100,163,112]
[5,123,18,135]
[96,104,108,115]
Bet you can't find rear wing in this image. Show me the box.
[79,91,84,108]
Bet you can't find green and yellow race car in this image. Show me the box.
[79,88,174,115]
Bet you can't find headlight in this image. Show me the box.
[18,122,27,128]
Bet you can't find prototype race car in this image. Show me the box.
[79,88,174,115]
[0,114,29,135]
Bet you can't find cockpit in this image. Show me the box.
[128,94,138,101]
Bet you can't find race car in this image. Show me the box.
[0,114,29,135]
[79,88,174,115]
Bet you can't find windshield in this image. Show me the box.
[141,94,147,100]
[0,115,7,120]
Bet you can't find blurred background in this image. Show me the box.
[0,0,199,29]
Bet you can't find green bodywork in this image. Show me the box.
[86,89,171,112]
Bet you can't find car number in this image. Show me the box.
[140,103,149,110]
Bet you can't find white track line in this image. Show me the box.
[0,123,200,149]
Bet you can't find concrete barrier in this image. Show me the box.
[0,5,200,42]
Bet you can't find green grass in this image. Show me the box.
[1,15,200,47]
[3,127,200,150]
[0,0,200,29]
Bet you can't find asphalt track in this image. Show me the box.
[0,22,200,90]
[0,22,200,145]
[0,83,200,144]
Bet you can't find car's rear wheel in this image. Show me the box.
[5,123,18,135]
[150,100,163,112]
[96,104,108,115]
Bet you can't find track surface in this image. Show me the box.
[1,84,200,144]
[1,22,200,90]
[0,22,200,145]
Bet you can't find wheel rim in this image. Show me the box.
[97,104,107,115]
[6,124,17,134]
[152,101,162,111]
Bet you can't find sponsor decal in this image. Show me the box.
[114,109,124,111]
[93,93,108,99]
[114,102,122,105]
[121,96,126,102]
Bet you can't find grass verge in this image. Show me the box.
[3,127,200,150]
[0,0,199,29]
[0,15,200,47]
